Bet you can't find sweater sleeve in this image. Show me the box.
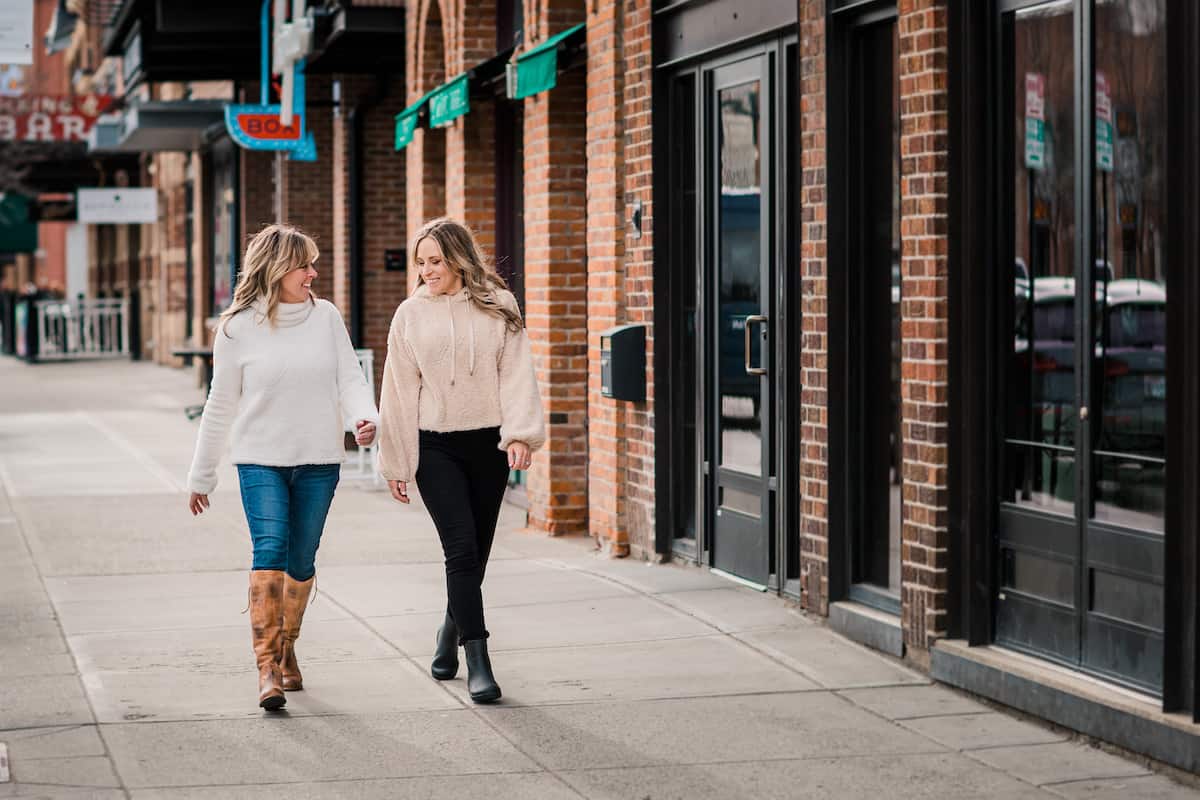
[328,302,380,429]
[496,293,546,453]
[377,309,421,482]
[185,323,242,494]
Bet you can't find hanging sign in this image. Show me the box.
[77,188,158,224]
[0,94,114,142]
[428,74,468,129]
[1024,73,1045,170]
[225,105,304,149]
[0,1,34,65]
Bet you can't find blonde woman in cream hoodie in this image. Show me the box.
[378,217,545,703]
[186,224,379,711]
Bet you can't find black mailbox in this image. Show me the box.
[600,324,645,401]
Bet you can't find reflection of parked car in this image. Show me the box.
[1097,278,1166,456]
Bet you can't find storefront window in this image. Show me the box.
[1091,0,1166,532]
[211,145,237,315]
[1003,0,1076,517]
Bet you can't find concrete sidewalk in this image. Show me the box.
[0,357,1195,798]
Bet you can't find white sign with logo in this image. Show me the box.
[0,1,33,65]
[77,188,159,224]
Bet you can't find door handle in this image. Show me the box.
[744,315,768,376]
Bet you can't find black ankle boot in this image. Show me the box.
[463,639,501,703]
[431,612,459,680]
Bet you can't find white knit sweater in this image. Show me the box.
[377,286,545,482]
[185,298,380,495]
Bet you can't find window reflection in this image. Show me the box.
[1004,1,1077,514]
[1092,0,1166,532]
[718,80,762,476]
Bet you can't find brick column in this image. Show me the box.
[405,0,449,294]
[522,0,589,535]
[799,0,831,614]
[585,1,627,555]
[280,75,336,300]
[621,0,655,555]
[445,0,497,251]
[898,0,951,651]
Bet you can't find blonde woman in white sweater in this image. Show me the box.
[378,217,545,703]
[186,224,379,711]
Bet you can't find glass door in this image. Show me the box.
[997,0,1167,694]
[708,52,774,587]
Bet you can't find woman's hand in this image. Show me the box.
[388,480,410,504]
[507,442,532,471]
[189,493,210,516]
[355,420,377,446]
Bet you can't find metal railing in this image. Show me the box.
[34,298,130,361]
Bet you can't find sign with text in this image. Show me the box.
[1024,72,1045,170]
[77,188,158,224]
[224,104,306,151]
[0,1,33,65]
[0,94,114,142]
[1096,72,1113,172]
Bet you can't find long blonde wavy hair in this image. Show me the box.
[412,218,523,333]
[219,223,319,333]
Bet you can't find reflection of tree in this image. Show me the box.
[1098,0,1166,283]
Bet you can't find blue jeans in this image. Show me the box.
[236,464,340,581]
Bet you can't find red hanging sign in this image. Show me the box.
[0,94,114,142]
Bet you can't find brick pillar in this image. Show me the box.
[621,0,656,555]
[585,1,627,555]
[445,0,497,251]
[898,0,951,651]
[405,0,449,295]
[280,75,336,299]
[799,0,830,614]
[522,2,589,535]
[241,149,275,240]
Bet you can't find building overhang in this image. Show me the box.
[87,100,227,154]
[102,0,405,88]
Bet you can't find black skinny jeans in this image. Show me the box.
[415,427,510,643]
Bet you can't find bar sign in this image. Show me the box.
[1025,73,1045,170]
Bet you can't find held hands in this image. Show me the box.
[355,420,377,446]
[388,480,410,504]
[507,442,532,471]
[189,493,210,516]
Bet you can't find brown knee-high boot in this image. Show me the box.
[278,574,315,691]
[248,570,286,710]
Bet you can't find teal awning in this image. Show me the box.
[427,73,469,129]
[394,89,436,151]
[0,195,37,254]
[508,23,585,100]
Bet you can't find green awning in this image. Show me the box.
[509,23,586,100]
[0,195,37,254]
[428,73,469,129]
[394,89,436,151]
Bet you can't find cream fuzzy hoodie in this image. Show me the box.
[377,286,545,482]
[185,298,380,495]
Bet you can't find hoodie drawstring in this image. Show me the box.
[445,293,476,385]
[446,295,457,386]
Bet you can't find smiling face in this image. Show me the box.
[279,257,317,303]
[416,236,462,296]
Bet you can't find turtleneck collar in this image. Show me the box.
[252,296,315,328]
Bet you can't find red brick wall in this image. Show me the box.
[897,0,951,650]
[799,0,830,614]
[405,0,448,296]
[522,0,589,535]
